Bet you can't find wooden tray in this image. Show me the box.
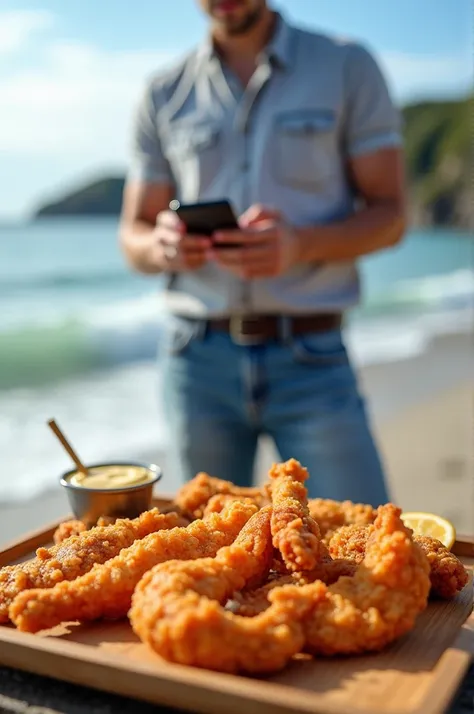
[0,498,472,714]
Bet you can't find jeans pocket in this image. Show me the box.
[290,329,349,366]
[161,316,200,357]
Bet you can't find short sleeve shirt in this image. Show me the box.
[127,13,402,317]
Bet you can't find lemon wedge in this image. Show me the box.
[401,511,456,550]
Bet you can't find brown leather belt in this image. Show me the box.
[204,313,342,346]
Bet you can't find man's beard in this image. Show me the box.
[222,6,264,36]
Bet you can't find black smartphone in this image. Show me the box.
[169,199,243,249]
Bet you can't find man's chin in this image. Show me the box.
[222,22,254,36]
[213,8,263,35]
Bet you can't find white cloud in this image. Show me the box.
[0,40,178,160]
[0,9,54,55]
[1,41,469,161]
[0,10,471,217]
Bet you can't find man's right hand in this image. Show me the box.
[154,210,211,272]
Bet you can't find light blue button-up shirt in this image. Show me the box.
[128,13,402,317]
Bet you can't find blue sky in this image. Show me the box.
[0,0,472,219]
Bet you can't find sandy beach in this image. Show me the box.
[1,330,472,548]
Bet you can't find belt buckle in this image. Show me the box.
[229,315,266,346]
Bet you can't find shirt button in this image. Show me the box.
[241,161,250,171]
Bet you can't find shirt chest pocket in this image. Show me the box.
[164,122,222,200]
[272,110,339,191]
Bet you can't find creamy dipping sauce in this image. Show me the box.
[68,465,154,490]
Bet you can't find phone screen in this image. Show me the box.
[169,200,243,248]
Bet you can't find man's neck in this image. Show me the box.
[211,8,276,68]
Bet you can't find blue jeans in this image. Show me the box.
[160,316,389,505]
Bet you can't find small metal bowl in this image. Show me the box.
[60,461,162,527]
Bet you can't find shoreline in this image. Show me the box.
[0,329,472,546]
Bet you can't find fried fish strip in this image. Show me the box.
[130,507,310,674]
[10,501,257,632]
[174,473,267,519]
[53,520,88,544]
[301,504,431,655]
[232,558,358,618]
[201,494,260,518]
[269,459,323,572]
[53,516,141,544]
[328,524,468,599]
[415,535,469,599]
[0,508,183,623]
[308,498,377,540]
[132,504,430,671]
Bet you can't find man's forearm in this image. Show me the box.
[296,200,406,263]
[119,220,162,274]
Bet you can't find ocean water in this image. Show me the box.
[0,218,473,502]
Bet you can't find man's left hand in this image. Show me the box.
[212,204,300,279]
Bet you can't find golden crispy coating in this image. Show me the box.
[308,498,377,540]
[228,574,296,617]
[9,501,257,633]
[0,508,182,623]
[269,459,324,572]
[53,516,129,545]
[176,472,378,541]
[130,507,310,674]
[328,524,469,599]
[414,536,468,599]
[8,459,460,674]
[301,504,430,655]
[53,520,88,545]
[233,506,431,655]
[202,494,259,518]
[232,561,358,618]
[328,524,373,562]
[132,503,430,670]
[174,472,267,519]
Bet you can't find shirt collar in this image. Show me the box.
[264,12,294,70]
[197,12,295,72]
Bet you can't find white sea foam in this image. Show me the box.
[1,236,473,502]
[1,301,472,502]
[0,364,169,501]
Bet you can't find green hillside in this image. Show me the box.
[34,96,473,230]
[403,96,472,228]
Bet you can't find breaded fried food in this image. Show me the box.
[308,498,377,540]
[328,524,469,600]
[230,558,358,619]
[412,536,468,599]
[301,504,431,655]
[0,508,182,623]
[202,494,259,517]
[237,506,431,655]
[232,559,358,618]
[10,501,257,633]
[53,520,87,544]
[228,574,296,617]
[328,523,373,562]
[269,459,323,572]
[53,516,121,544]
[174,473,267,519]
[132,503,430,671]
[130,507,310,674]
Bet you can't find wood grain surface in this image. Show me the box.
[0,503,472,714]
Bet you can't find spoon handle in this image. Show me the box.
[47,419,88,475]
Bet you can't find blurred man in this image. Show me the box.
[119,0,406,501]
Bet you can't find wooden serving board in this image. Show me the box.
[0,498,472,714]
